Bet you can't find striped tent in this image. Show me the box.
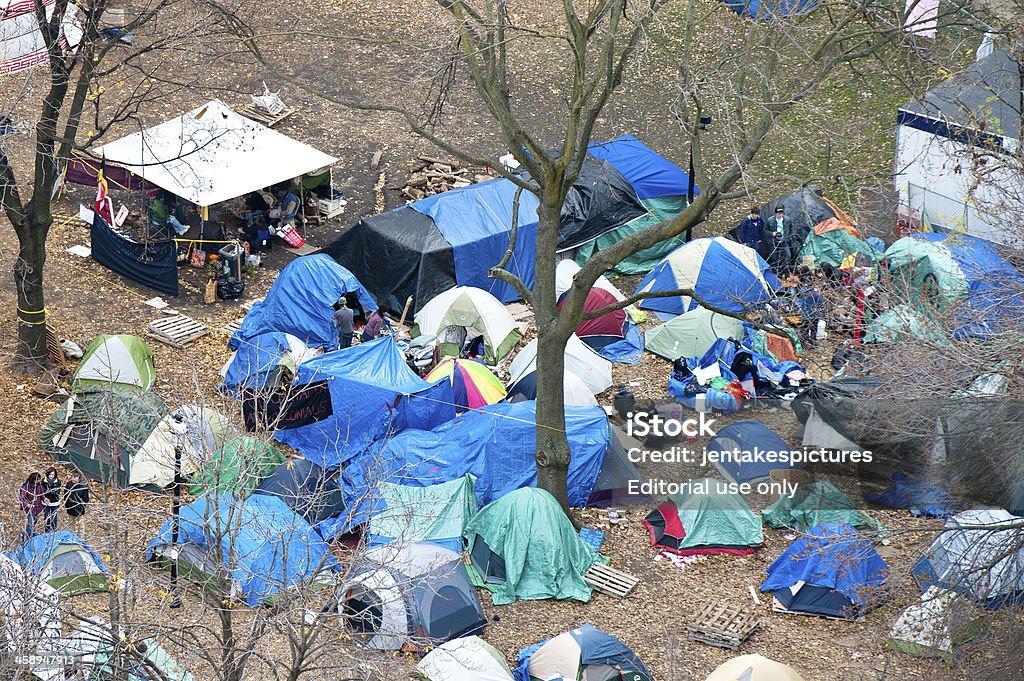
[425,358,506,412]
[1,0,81,75]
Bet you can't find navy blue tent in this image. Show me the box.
[274,337,456,469]
[254,459,345,523]
[342,401,610,527]
[230,254,377,350]
[705,420,798,484]
[515,623,651,681]
[760,522,888,619]
[863,472,958,518]
[723,0,817,20]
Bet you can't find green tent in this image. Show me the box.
[189,436,285,495]
[883,236,968,311]
[887,586,987,665]
[645,307,745,361]
[463,487,602,605]
[73,335,156,393]
[799,228,883,269]
[368,475,478,544]
[651,478,763,554]
[90,639,195,681]
[574,196,688,275]
[865,304,952,346]
[762,480,880,532]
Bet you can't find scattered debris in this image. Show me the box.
[399,154,499,201]
[66,245,91,258]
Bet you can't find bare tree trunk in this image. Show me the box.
[12,214,49,372]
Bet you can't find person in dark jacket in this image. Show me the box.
[41,467,61,533]
[767,206,795,275]
[736,206,764,251]
[64,471,90,527]
[19,472,44,540]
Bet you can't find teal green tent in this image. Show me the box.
[91,639,195,681]
[865,304,951,346]
[762,480,880,532]
[368,475,479,547]
[799,225,883,269]
[189,436,285,495]
[645,478,763,555]
[463,488,602,605]
[645,307,746,361]
[574,196,688,275]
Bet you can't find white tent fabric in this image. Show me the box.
[555,259,645,323]
[414,286,521,363]
[0,554,60,657]
[889,586,976,657]
[507,334,613,396]
[705,654,805,681]
[416,636,514,681]
[74,336,152,389]
[92,100,337,206]
[1,0,81,74]
[508,368,599,408]
[130,409,215,487]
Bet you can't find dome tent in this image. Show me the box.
[643,478,763,556]
[506,366,598,407]
[705,420,797,485]
[645,306,746,361]
[762,480,880,532]
[515,623,651,681]
[189,436,286,496]
[507,334,613,396]
[254,458,345,524]
[705,654,805,681]
[415,635,514,681]
[412,286,522,364]
[887,585,987,664]
[6,531,107,595]
[425,358,507,412]
[339,542,486,650]
[73,335,156,393]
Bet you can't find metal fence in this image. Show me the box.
[906,182,987,235]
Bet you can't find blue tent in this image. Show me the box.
[705,420,798,484]
[145,494,335,606]
[862,472,958,519]
[230,254,377,350]
[220,332,313,396]
[515,623,651,681]
[342,401,610,526]
[254,458,345,523]
[587,135,695,201]
[722,0,817,19]
[274,337,456,469]
[6,530,108,594]
[760,522,888,619]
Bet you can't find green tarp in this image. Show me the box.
[883,237,968,311]
[574,196,688,275]
[762,480,880,532]
[369,475,479,544]
[668,478,763,551]
[91,639,195,681]
[799,229,883,269]
[463,488,601,605]
[190,436,285,495]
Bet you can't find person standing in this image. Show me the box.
[333,299,355,349]
[768,206,793,275]
[64,471,90,529]
[19,473,44,540]
[736,206,764,252]
[41,467,61,533]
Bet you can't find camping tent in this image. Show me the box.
[424,359,507,412]
[705,420,798,484]
[798,217,883,270]
[146,494,335,606]
[645,306,746,361]
[862,472,958,519]
[635,238,780,320]
[887,585,986,663]
[254,458,345,524]
[339,542,486,650]
[761,522,889,619]
[189,436,285,496]
[507,334,613,396]
[412,286,522,364]
[557,287,644,363]
[762,480,880,532]
[753,186,839,264]
[705,655,805,681]
[0,0,81,74]
[6,531,107,595]
[643,479,763,556]
[85,100,337,207]
[463,488,601,605]
[367,476,479,553]
[273,336,456,469]
[554,258,646,323]
[415,636,514,681]
[506,366,599,407]
[516,623,651,681]
[57,616,196,681]
[913,508,1024,608]
[590,424,652,508]
[230,254,377,351]
[864,304,950,346]
[73,335,156,392]
[219,332,318,395]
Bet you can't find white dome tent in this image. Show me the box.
[507,334,613,396]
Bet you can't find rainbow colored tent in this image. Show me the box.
[425,358,507,412]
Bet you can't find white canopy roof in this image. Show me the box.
[92,100,337,206]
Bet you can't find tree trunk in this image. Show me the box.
[13,214,49,373]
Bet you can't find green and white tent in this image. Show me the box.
[73,335,156,392]
[368,475,479,546]
[415,636,514,681]
[189,436,285,496]
[887,586,987,664]
[412,286,523,364]
[762,480,880,532]
[463,487,602,605]
[645,307,745,361]
[645,478,763,555]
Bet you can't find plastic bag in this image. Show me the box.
[217,275,245,300]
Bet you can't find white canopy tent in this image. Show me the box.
[91,99,337,207]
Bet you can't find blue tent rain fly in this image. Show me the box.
[254,458,345,524]
[705,420,798,484]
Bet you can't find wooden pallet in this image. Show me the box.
[237,104,297,128]
[687,601,760,651]
[220,317,245,337]
[148,314,210,348]
[583,563,639,598]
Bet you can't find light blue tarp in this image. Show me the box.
[230,254,377,350]
[6,530,107,576]
[221,331,301,395]
[342,401,609,526]
[587,135,695,200]
[722,0,817,19]
[145,494,335,606]
[597,321,645,364]
[274,337,456,469]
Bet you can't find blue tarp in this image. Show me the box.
[254,458,345,523]
[6,530,107,576]
[597,321,645,364]
[760,522,888,609]
[863,471,959,518]
[145,494,335,606]
[412,180,539,304]
[230,254,377,350]
[706,420,798,484]
[342,402,610,527]
[587,135,694,200]
[514,623,651,681]
[274,337,456,469]
[722,0,817,19]
[221,332,301,395]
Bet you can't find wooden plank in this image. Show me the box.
[282,242,322,258]
[147,314,210,348]
[237,104,297,128]
[220,318,244,336]
[583,563,639,598]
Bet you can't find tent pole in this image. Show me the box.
[169,415,184,608]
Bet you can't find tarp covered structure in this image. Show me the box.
[862,472,958,519]
[705,420,797,485]
[888,586,987,663]
[416,636,514,681]
[643,479,763,556]
[864,304,951,346]
[73,334,156,393]
[507,334,613,396]
[1,0,81,74]
[798,218,883,270]
[146,494,335,606]
[722,0,817,20]
[516,623,651,681]
[756,187,838,263]
[367,476,478,553]
[230,254,377,351]
[6,530,108,595]
[254,458,344,524]
[90,214,180,296]
[463,488,601,605]
[219,332,317,395]
[85,100,337,207]
[412,286,522,364]
[762,480,880,532]
[189,436,285,496]
[273,337,456,469]
[636,237,780,320]
[761,522,888,619]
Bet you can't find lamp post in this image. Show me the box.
[168,414,186,609]
[685,115,712,243]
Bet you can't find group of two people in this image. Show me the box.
[18,468,89,540]
[332,298,389,349]
[737,204,798,274]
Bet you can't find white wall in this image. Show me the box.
[894,123,1023,247]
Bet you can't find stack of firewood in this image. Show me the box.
[401,154,499,200]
